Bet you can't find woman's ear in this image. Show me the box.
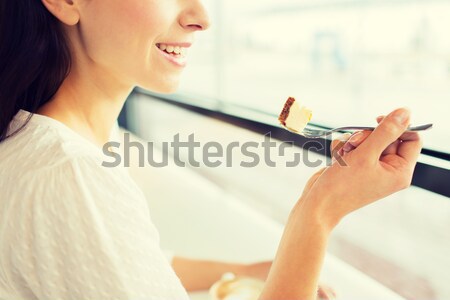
[41,0,80,26]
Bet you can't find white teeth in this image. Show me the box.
[166,45,174,53]
[157,43,188,56]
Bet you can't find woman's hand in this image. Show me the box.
[259,108,422,300]
[301,132,357,198]
[339,116,392,157]
[301,108,423,229]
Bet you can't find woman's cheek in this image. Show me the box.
[120,0,174,33]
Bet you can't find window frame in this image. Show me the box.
[119,88,450,198]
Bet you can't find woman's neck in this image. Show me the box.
[37,62,133,148]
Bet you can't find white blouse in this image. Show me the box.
[0,110,189,300]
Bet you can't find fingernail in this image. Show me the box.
[343,143,354,152]
[393,108,410,125]
[342,132,362,152]
[338,133,352,142]
[376,115,385,122]
[349,131,364,143]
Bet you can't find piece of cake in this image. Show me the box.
[278,97,312,133]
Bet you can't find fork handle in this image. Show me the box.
[337,123,433,132]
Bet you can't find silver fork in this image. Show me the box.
[291,123,433,139]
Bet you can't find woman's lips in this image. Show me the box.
[156,44,189,67]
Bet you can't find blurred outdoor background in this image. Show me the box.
[126,1,450,299]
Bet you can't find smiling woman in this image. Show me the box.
[0,0,209,144]
[0,0,424,300]
[0,0,209,299]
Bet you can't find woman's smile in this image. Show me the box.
[156,42,192,67]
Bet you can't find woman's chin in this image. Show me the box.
[138,79,180,94]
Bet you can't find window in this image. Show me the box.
[129,0,450,299]
[179,0,450,153]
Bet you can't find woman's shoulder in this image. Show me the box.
[0,113,144,204]
[0,110,103,173]
[0,109,146,201]
[0,110,135,190]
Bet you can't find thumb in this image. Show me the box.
[356,108,410,157]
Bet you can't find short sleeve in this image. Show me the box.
[8,155,189,300]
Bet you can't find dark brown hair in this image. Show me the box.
[0,0,72,142]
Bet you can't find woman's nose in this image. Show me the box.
[179,0,211,31]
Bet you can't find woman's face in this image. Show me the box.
[74,0,210,93]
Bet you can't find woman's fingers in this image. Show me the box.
[331,133,351,162]
[332,131,370,165]
[334,131,371,160]
[396,131,422,163]
[332,108,417,163]
[356,108,411,158]
[377,115,422,160]
[342,131,371,154]
[376,116,398,156]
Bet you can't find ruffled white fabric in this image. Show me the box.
[0,110,189,300]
